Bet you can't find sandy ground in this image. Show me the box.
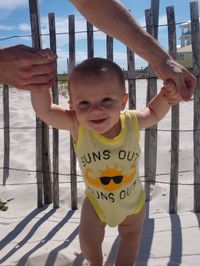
[0,80,200,266]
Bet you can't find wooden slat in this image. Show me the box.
[3,84,9,185]
[126,10,136,110]
[49,12,59,208]
[151,0,160,40]
[190,1,200,213]
[144,9,158,201]
[127,48,136,110]
[69,15,78,210]
[42,124,52,204]
[167,6,180,213]
[87,21,94,58]
[29,0,52,207]
[106,35,113,61]
[29,0,43,207]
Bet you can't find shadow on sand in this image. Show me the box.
[1,203,199,265]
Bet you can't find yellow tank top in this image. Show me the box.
[74,110,145,227]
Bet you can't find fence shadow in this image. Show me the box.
[137,202,154,265]
[0,206,54,264]
[104,235,120,266]
[15,210,75,266]
[167,214,182,266]
[0,206,48,255]
[72,252,85,266]
[138,210,184,266]
[45,225,79,266]
[195,212,200,229]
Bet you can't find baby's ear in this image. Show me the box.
[120,94,128,110]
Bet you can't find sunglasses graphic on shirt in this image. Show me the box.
[100,175,123,185]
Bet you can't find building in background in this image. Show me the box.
[177,21,193,69]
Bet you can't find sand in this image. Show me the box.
[0,80,200,266]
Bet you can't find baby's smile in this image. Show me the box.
[90,118,107,124]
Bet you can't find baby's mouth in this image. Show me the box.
[90,118,107,124]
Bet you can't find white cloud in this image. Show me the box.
[19,23,31,32]
[0,0,28,11]
[0,0,28,19]
[0,24,15,31]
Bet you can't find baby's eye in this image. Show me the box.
[100,98,114,107]
[78,101,90,109]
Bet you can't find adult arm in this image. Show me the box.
[71,0,196,100]
[0,45,56,91]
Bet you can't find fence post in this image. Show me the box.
[48,12,59,209]
[87,21,94,58]
[127,48,136,110]
[29,0,43,207]
[151,0,160,40]
[3,84,9,185]
[69,15,78,210]
[106,35,113,61]
[144,9,158,201]
[29,0,52,207]
[167,6,180,213]
[190,1,200,213]
[126,10,136,110]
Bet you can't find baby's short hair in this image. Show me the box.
[68,58,125,97]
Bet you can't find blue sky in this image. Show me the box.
[0,0,199,73]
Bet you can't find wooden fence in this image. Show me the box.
[2,0,200,213]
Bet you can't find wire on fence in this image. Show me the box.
[0,166,197,187]
[0,21,193,42]
[0,126,197,133]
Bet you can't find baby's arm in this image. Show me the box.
[135,80,181,129]
[31,89,77,133]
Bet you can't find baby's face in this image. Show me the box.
[70,76,128,138]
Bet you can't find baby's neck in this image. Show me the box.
[102,120,121,139]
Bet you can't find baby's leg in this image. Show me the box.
[79,197,106,266]
[116,205,145,266]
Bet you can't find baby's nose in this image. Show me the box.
[90,103,103,112]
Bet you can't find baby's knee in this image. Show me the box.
[79,231,104,252]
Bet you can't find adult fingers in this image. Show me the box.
[183,76,196,100]
[175,70,196,101]
[22,73,55,87]
[37,48,57,62]
[19,48,56,66]
[21,80,54,92]
[22,63,55,78]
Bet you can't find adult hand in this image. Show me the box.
[0,45,56,91]
[152,57,196,102]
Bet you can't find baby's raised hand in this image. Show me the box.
[163,79,182,105]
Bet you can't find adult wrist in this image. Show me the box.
[150,52,172,70]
